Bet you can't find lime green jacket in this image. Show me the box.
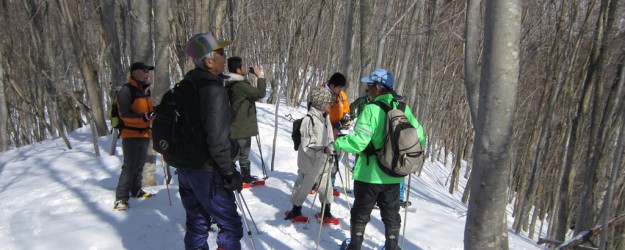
[334,94,426,184]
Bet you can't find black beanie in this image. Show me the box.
[328,72,346,87]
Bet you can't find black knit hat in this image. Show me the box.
[130,62,155,71]
[328,72,346,87]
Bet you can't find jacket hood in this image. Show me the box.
[224,72,245,82]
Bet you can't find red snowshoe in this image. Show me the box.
[284,211,309,223]
[242,176,265,189]
[315,212,340,225]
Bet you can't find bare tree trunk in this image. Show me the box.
[598,57,625,250]
[153,0,171,104]
[395,0,421,96]
[464,0,480,125]
[0,44,8,151]
[130,0,152,63]
[464,0,520,249]
[373,0,394,69]
[341,0,354,81]
[359,0,373,96]
[212,0,228,35]
[575,0,618,234]
[194,1,209,33]
[57,0,108,137]
[101,0,127,97]
[129,0,156,186]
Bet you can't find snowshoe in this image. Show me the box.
[134,189,154,199]
[242,175,265,189]
[315,212,339,225]
[333,188,340,197]
[399,200,412,208]
[113,200,129,211]
[284,211,308,223]
[340,238,351,250]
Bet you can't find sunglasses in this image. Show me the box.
[369,72,389,84]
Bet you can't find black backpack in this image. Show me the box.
[364,101,424,177]
[152,80,209,168]
[291,114,314,151]
[110,84,136,131]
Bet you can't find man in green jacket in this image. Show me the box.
[332,69,426,250]
[225,57,267,183]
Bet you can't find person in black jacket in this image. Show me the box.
[176,31,244,250]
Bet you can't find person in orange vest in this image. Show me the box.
[113,62,155,211]
[323,72,350,139]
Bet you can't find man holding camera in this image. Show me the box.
[225,57,267,184]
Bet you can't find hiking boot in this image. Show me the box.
[114,200,129,211]
[399,200,412,208]
[242,175,258,184]
[284,205,303,220]
[134,189,154,198]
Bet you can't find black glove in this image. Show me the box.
[223,170,243,193]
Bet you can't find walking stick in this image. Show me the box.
[237,191,260,234]
[336,164,351,211]
[234,191,257,250]
[255,134,268,179]
[316,154,335,250]
[401,174,413,249]
[161,155,172,206]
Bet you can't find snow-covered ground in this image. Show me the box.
[0,101,545,249]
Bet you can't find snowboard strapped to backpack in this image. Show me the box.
[152,80,209,168]
[291,114,314,151]
[364,100,424,177]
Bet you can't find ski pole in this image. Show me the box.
[255,134,268,179]
[316,154,334,250]
[234,191,256,250]
[304,169,325,230]
[336,164,351,211]
[343,151,351,191]
[332,151,351,209]
[161,155,172,206]
[237,190,260,234]
[401,174,413,249]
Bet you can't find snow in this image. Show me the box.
[0,101,545,250]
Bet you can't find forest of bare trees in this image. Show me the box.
[1,0,624,249]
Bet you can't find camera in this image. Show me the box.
[248,67,254,75]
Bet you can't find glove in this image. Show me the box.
[340,114,351,129]
[324,142,336,156]
[341,114,350,123]
[223,170,243,192]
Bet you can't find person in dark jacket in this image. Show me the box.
[113,62,155,211]
[225,56,267,183]
[177,31,244,250]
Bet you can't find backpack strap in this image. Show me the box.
[306,114,315,127]
[362,100,404,165]
[115,83,147,135]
